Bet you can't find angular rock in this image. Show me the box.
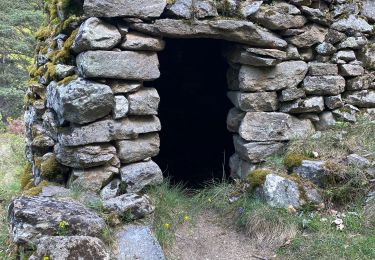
[239,0,263,18]
[71,17,121,53]
[54,144,117,168]
[77,51,160,81]
[127,88,160,115]
[325,29,346,44]
[334,50,356,62]
[72,165,119,192]
[261,174,301,208]
[279,88,306,102]
[121,32,165,51]
[337,36,367,50]
[227,91,278,112]
[115,225,165,260]
[131,19,287,49]
[315,42,336,55]
[120,160,163,192]
[83,0,167,18]
[29,236,110,260]
[252,3,307,30]
[339,64,364,77]
[359,45,375,70]
[195,0,219,19]
[285,45,301,60]
[238,61,308,92]
[303,76,345,95]
[113,95,129,119]
[8,196,105,244]
[46,79,114,125]
[346,74,374,91]
[55,64,76,80]
[117,133,160,163]
[295,160,326,185]
[301,6,330,25]
[226,46,281,67]
[308,63,338,76]
[362,0,375,22]
[239,112,314,141]
[40,186,70,198]
[331,15,372,33]
[165,0,192,19]
[100,179,122,200]
[103,193,155,218]
[287,24,327,48]
[324,95,343,109]
[347,154,370,168]
[229,153,256,180]
[233,135,285,163]
[332,104,359,122]
[227,108,245,133]
[343,90,375,108]
[315,111,336,130]
[114,116,162,140]
[108,80,142,94]
[280,96,325,114]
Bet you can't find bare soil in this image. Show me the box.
[167,211,274,260]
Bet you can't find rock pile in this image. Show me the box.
[12,0,375,257]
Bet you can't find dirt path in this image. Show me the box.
[167,211,274,260]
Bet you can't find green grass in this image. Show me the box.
[0,133,25,259]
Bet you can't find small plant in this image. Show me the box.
[57,220,69,236]
[247,169,271,191]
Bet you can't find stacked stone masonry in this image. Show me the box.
[23,0,375,238]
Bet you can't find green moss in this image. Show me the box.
[247,169,272,191]
[283,152,310,169]
[45,62,56,81]
[52,28,78,63]
[57,74,78,85]
[20,162,33,190]
[41,154,67,183]
[23,180,50,196]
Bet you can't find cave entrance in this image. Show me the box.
[145,38,234,187]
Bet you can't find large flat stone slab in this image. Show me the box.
[83,0,167,18]
[239,112,314,141]
[8,196,105,244]
[77,51,160,81]
[238,61,308,92]
[131,19,287,49]
[117,133,160,163]
[115,225,165,260]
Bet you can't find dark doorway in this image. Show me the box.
[145,39,234,187]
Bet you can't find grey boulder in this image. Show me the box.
[29,236,110,260]
[303,76,345,95]
[46,79,114,125]
[227,108,245,133]
[113,95,129,119]
[71,17,121,53]
[295,160,326,185]
[115,225,165,260]
[120,160,163,193]
[127,88,160,115]
[279,96,325,114]
[227,91,278,112]
[343,90,375,108]
[238,61,308,92]
[121,32,165,51]
[117,133,160,163]
[331,15,372,33]
[8,196,105,244]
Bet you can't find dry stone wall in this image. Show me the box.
[24,0,375,217]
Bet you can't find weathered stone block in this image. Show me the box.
[72,165,119,192]
[127,88,160,115]
[121,32,165,51]
[8,196,105,244]
[308,63,338,76]
[46,79,114,125]
[226,108,245,132]
[324,95,343,109]
[280,96,325,114]
[229,153,256,180]
[83,0,167,18]
[339,64,364,77]
[77,51,160,81]
[114,116,162,140]
[279,88,306,102]
[113,95,129,119]
[227,91,278,112]
[120,160,163,193]
[287,24,327,48]
[303,76,345,95]
[343,90,375,108]
[239,112,314,141]
[116,133,160,163]
[108,80,142,94]
[54,144,117,168]
[72,17,121,53]
[238,61,308,92]
[233,135,285,163]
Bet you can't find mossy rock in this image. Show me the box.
[40,153,68,183]
[247,169,272,191]
[20,162,33,190]
[283,152,311,169]
[23,180,50,196]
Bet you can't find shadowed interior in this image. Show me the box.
[145,38,234,187]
